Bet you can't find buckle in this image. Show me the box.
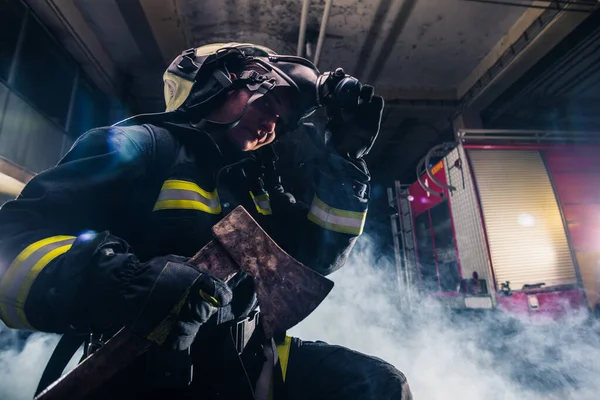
[181,48,196,58]
[85,333,105,357]
[258,79,276,93]
[233,311,259,354]
[240,70,264,82]
[177,48,198,73]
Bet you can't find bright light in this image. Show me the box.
[78,231,97,242]
[0,172,25,197]
[518,213,535,227]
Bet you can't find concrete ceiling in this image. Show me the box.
[178,0,528,97]
[24,0,600,183]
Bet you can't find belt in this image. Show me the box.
[145,311,262,388]
[232,310,260,354]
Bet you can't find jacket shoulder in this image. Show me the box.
[73,125,154,156]
[63,124,174,171]
[112,123,179,157]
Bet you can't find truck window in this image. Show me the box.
[430,200,461,292]
[414,212,439,293]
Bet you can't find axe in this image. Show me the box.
[35,206,333,400]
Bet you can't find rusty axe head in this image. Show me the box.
[198,206,334,338]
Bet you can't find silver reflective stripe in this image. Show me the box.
[309,205,363,228]
[307,195,367,235]
[250,192,272,216]
[0,236,76,329]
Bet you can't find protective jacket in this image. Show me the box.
[0,122,370,396]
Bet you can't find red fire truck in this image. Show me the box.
[388,129,600,319]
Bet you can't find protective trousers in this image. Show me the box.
[46,326,411,399]
[277,337,412,400]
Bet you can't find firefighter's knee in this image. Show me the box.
[374,361,412,400]
[391,367,412,400]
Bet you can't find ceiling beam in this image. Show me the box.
[367,0,418,85]
[457,1,597,113]
[116,0,164,66]
[138,0,188,64]
[353,0,394,80]
[457,2,546,99]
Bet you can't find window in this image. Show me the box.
[430,201,461,292]
[12,14,76,127]
[414,201,462,293]
[414,212,439,293]
[0,0,26,81]
[69,78,109,138]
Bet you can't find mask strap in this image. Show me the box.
[190,80,275,132]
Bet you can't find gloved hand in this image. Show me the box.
[326,82,384,160]
[137,255,234,351]
[77,246,233,351]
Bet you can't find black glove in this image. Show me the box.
[326,83,384,160]
[77,246,233,351]
[137,255,234,351]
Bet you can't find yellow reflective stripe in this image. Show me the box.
[153,199,222,214]
[153,180,222,214]
[250,191,273,216]
[307,195,367,235]
[161,179,218,200]
[277,335,292,382]
[1,236,73,286]
[0,236,76,330]
[16,244,72,329]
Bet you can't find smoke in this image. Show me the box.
[290,236,600,400]
[0,326,82,400]
[1,236,599,399]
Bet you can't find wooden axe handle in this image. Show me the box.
[35,239,233,400]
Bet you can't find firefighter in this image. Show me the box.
[0,43,411,399]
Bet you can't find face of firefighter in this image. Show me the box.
[207,75,291,152]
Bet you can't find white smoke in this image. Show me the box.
[291,236,600,400]
[0,326,82,400]
[1,236,599,399]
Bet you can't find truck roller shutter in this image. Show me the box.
[468,149,577,291]
[445,146,495,303]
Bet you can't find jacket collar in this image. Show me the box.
[160,120,258,171]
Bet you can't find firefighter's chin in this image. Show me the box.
[238,134,274,151]
[235,138,259,152]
